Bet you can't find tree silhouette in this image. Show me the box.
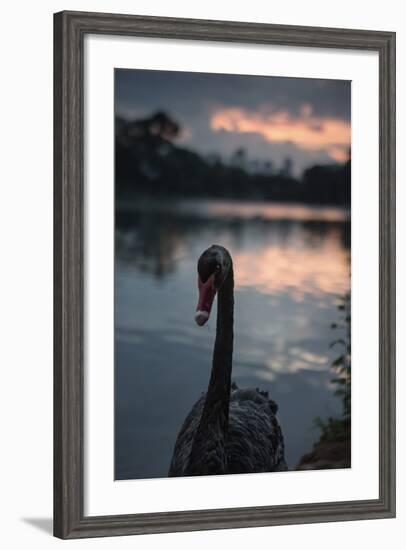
[115,112,350,206]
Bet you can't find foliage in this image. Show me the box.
[314,292,351,443]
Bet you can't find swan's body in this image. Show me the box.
[169,245,287,476]
[169,384,287,476]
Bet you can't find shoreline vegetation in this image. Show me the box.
[296,292,351,470]
[116,111,351,207]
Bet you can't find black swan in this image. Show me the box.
[169,245,287,476]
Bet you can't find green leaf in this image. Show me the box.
[332,355,345,367]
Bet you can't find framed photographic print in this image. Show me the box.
[54,10,396,539]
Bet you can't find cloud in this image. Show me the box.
[210,104,350,162]
[115,69,351,172]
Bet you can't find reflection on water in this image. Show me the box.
[234,231,348,299]
[115,199,350,480]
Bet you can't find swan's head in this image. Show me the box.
[195,245,232,326]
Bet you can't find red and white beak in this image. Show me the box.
[195,273,217,326]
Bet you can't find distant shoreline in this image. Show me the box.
[116,196,350,223]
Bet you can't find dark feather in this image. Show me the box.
[169,383,287,476]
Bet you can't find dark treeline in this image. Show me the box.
[116,112,350,206]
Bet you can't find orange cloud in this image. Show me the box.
[210,104,350,162]
[327,146,350,163]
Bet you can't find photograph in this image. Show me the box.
[114,68,352,480]
[52,8,395,540]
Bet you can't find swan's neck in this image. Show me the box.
[186,267,234,475]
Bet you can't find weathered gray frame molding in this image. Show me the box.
[54,10,396,539]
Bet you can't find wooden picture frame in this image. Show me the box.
[54,10,396,539]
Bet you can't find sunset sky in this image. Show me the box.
[115,69,351,176]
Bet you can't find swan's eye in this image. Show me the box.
[215,264,221,271]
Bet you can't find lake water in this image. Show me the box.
[115,199,350,479]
